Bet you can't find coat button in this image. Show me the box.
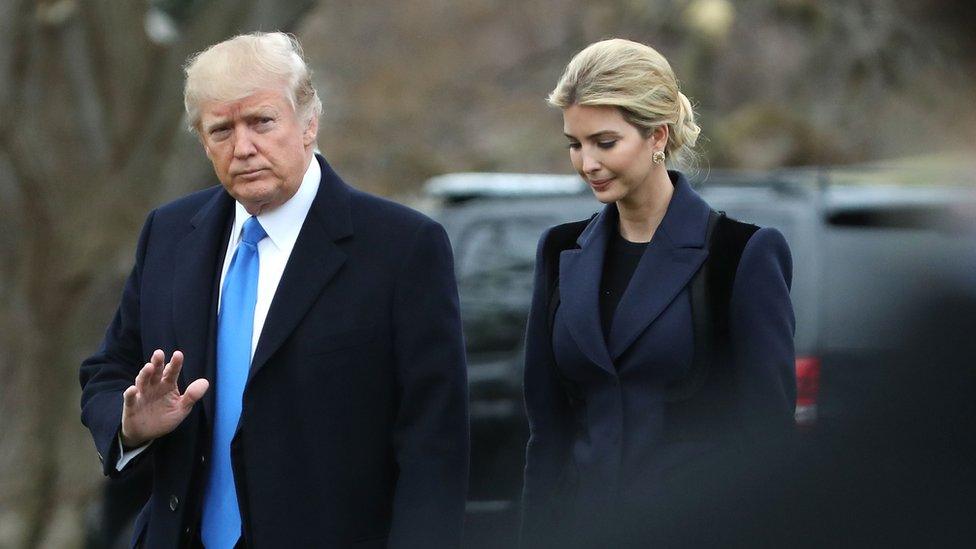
[169,495,179,511]
[200,454,206,464]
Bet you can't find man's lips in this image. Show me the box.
[233,168,268,179]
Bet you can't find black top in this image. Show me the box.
[599,227,648,341]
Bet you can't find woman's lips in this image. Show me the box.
[589,177,614,191]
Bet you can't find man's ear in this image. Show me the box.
[303,115,319,147]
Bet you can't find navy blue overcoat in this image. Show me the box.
[521,172,796,546]
[80,155,469,548]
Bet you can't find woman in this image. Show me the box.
[520,39,796,547]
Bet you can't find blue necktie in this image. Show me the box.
[202,217,266,548]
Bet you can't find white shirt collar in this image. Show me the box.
[229,155,321,251]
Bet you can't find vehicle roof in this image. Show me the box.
[424,172,587,200]
[424,166,976,214]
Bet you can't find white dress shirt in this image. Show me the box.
[117,156,320,470]
[217,156,321,356]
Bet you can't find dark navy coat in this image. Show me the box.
[80,155,469,548]
[521,173,795,547]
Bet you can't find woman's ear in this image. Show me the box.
[651,124,669,152]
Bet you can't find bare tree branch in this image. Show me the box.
[0,0,35,140]
[80,0,156,153]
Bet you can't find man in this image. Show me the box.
[80,32,468,548]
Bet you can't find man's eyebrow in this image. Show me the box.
[201,106,280,132]
[202,119,230,133]
[241,105,279,117]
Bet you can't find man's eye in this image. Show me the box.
[253,117,275,131]
[597,140,617,149]
[210,128,230,139]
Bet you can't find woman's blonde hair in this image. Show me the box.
[548,38,701,167]
[183,32,323,133]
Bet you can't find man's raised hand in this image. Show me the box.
[121,350,209,448]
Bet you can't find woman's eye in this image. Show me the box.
[597,140,617,149]
[567,142,581,150]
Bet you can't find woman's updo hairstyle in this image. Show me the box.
[548,38,701,168]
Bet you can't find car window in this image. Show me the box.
[455,218,548,278]
[823,224,973,350]
[454,216,557,354]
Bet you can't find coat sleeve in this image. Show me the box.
[387,219,469,549]
[728,227,797,435]
[519,228,575,547]
[79,210,156,477]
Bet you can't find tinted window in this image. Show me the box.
[828,205,959,231]
[454,216,554,354]
[822,225,973,350]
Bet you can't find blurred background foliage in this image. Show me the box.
[0,0,972,546]
[305,0,975,192]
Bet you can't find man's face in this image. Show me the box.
[199,88,318,215]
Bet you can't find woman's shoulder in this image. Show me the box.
[740,226,791,261]
[537,216,594,253]
[732,224,793,289]
[714,214,789,262]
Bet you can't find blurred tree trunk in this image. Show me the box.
[0,1,316,546]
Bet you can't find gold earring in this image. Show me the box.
[652,150,666,164]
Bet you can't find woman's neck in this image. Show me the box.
[616,169,674,243]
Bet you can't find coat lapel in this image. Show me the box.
[247,155,353,384]
[558,206,615,374]
[173,189,234,424]
[607,171,711,360]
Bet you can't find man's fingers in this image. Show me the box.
[160,350,185,384]
[134,362,153,393]
[123,385,138,408]
[151,349,165,368]
[148,349,166,385]
[181,378,210,409]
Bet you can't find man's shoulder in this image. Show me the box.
[157,185,225,211]
[155,185,224,217]
[318,156,439,236]
[141,186,228,235]
[346,186,439,234]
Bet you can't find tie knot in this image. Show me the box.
[241,217,267,246]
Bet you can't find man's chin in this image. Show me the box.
[232,189,278,215]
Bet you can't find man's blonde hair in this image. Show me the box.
[183,32,323,133]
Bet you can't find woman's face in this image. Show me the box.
[562,104,662,205]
